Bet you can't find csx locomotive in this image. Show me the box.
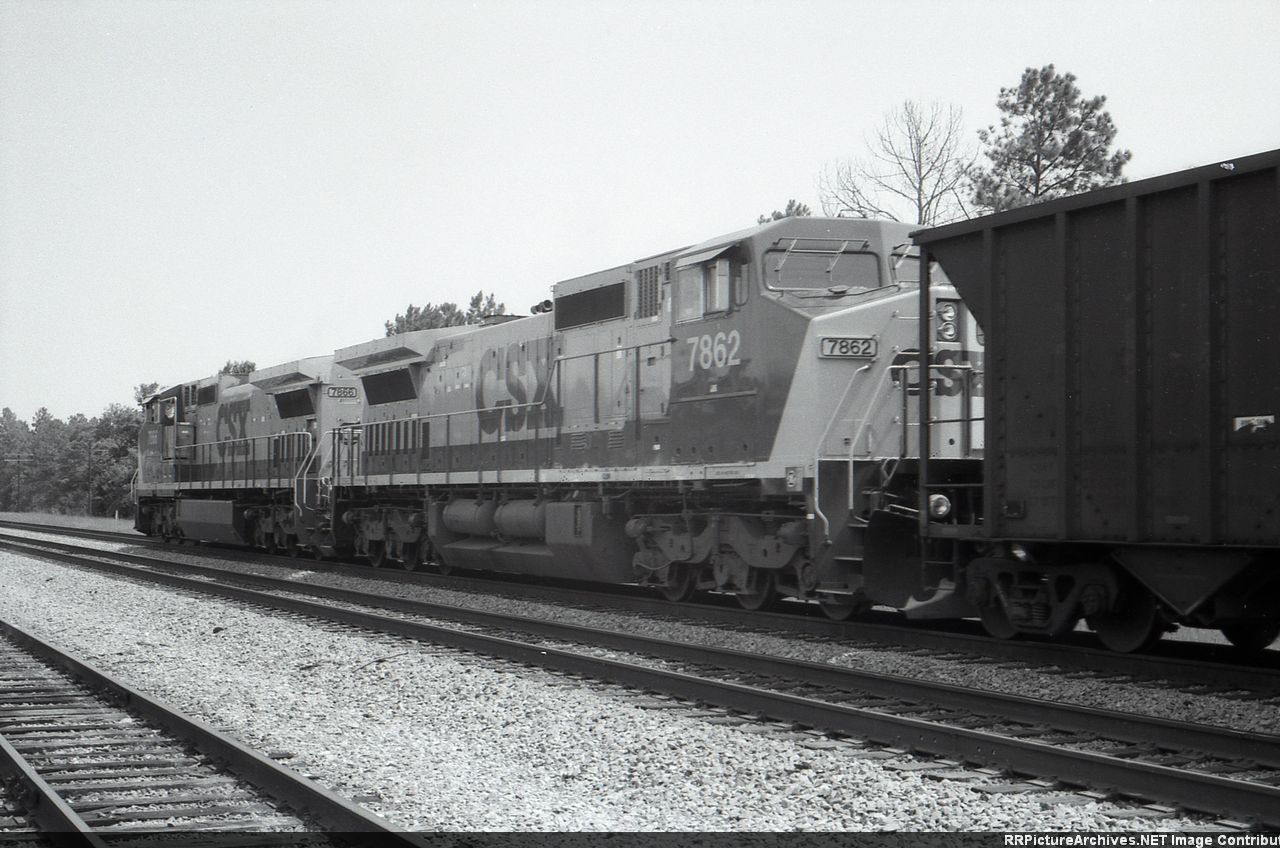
[136,148,1280,653]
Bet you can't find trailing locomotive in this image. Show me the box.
[135,215,983,622]
[134,148,1280,652]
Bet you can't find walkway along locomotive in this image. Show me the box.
[134,148,1280,652]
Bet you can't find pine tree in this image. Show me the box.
[969,64,1131,213]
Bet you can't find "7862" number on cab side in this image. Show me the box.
[818,336,877,358]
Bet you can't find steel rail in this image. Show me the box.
[4,532,1276,766]
[3,535,1279,826]
[0,731,107,846]
[0,615,426,842]
[3,520,1278,691]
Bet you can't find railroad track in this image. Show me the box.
[1,533,1278,827]
[2,522,1278,697]
[0,615,420,840]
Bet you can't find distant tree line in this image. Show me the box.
[1,383,163,520]
[1,403,143,519]
[385,291,506,336]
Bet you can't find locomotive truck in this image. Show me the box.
[135,147,1280,652]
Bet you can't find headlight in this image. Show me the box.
[936,302,957,322]
[928,494,952,518]
[936,321,958,342]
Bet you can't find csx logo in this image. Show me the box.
[890,349,983,397]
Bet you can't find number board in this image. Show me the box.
[326,385,360,403]
[819,337,878,358]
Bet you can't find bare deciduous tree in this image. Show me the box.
[819,100,974,225]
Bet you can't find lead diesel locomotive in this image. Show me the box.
[136,216,985,623]
[135,150,1280,654]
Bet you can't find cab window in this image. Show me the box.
[676,258,732,322]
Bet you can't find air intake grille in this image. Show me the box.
[635,265,662,318]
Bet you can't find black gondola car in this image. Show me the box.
[915,148,1280,651]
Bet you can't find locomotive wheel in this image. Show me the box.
[400,541,420,571]
[736,569,777,612]
[272,525,289,556]
[979,601,1018,640]
[1219,620,1280,653]
[1087,586,1162,653]
[287,535,301,558]
[413,539,437,572]
[384,529,401,565]
[659,564,698,603]
[367,539,387,568]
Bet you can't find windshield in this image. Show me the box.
[765,245,881,291]
[889,251,952,285]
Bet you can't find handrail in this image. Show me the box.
[325,348,607,487]
[811,362,874,543]
[177,431,313,492]
[811,360,984,545]
[291,433,319,515]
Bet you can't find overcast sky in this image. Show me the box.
[2,0,1278,420]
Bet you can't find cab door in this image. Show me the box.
[668,247,757,463]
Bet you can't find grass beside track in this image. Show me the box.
[0,511,134,533]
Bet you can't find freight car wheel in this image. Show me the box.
[1087,586,1162,653]
[1219,620,1280,653]
[658,564,698,603]
[818,593,867,622]
[979,602,1017,640]
[735,570,777,612]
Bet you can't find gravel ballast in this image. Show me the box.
[0,551,1219,831]
[26,526,1274,737]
